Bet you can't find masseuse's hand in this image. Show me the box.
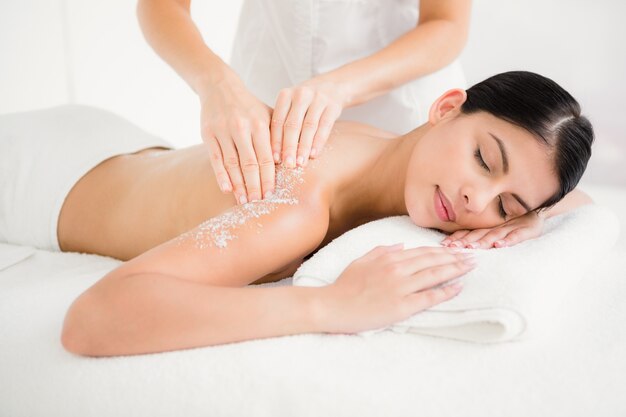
[271,78,346,168]
[318,244,473,335]
[441,211,546,250]
[200,76,275,204]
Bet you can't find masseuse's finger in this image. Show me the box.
[270,89,292,164]
[282,90,312,168]
[232,124,263,202]
[218,131,248,205]
[250,122,275,200]
[204,136,232,193]
[310,103,341,159]
[296,98,325,166]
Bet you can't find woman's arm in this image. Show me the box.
[61,196,330,357]
[61,185,470,357]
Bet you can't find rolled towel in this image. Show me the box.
[292,204,620,343]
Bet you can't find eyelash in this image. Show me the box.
[474,148,507,219]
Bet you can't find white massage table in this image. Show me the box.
[1,182,625,417]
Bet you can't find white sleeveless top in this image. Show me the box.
[230,0,467,134]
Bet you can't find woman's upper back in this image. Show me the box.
[58,120,395,261]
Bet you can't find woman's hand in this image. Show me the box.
[441,211,546,249]
[318,244,474,335]
[199,76,275,205]
[271,78,346,168]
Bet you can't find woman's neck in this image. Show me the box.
[325,123,427,230]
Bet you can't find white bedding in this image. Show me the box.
[1,183,625,417]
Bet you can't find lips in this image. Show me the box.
[434,186,456,222]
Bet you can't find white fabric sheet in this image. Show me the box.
[0,183,625,417]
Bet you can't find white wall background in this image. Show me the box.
[1,0,625,184]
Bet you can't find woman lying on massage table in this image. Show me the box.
[59,71,594,357]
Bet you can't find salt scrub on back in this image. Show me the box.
[176,165,306,249]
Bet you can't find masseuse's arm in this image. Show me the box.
[137,0,275,205]
[272,0,472,168]
[61,197,468,357]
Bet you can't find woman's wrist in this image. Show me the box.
[308,285,341,334]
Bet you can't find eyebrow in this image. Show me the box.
[488,132,532,213]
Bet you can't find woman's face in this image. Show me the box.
[405,89,559,233]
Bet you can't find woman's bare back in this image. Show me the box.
[57,120,396,283]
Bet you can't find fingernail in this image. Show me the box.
[286,156,295,168]
[221,182,231,192]
[264,190,274,200]
[250,193,261,202]
[449,241,462,248]
[310,148,317,158]
[466,242,479,249]
[273,152,280,163]
[296,156,304,166]
[239,195,248,204]
[494,240,506,247]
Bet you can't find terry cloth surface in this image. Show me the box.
[293,204,620,343]
[0,183,625,417]
[0,105,172,251]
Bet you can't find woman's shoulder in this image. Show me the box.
[332,120,398,140]
[301,120,395,195]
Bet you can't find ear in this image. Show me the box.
[428,88,467,125]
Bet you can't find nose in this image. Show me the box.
[460,182,496,214]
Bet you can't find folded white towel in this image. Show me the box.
[293,204,620,343]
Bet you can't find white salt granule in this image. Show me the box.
[177,165,305,249]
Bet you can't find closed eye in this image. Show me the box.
[474,148,490,172]
[474,147,508,220]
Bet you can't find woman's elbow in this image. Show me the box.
[60,285,117,357]
[61,293,102,356]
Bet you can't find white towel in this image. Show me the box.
[292,204,621,343]
[0,243,35,272]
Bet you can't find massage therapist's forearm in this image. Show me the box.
[540,188,594,219]
[61,273,327,357]
[321,8,470,107]
[136,0,234,96]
